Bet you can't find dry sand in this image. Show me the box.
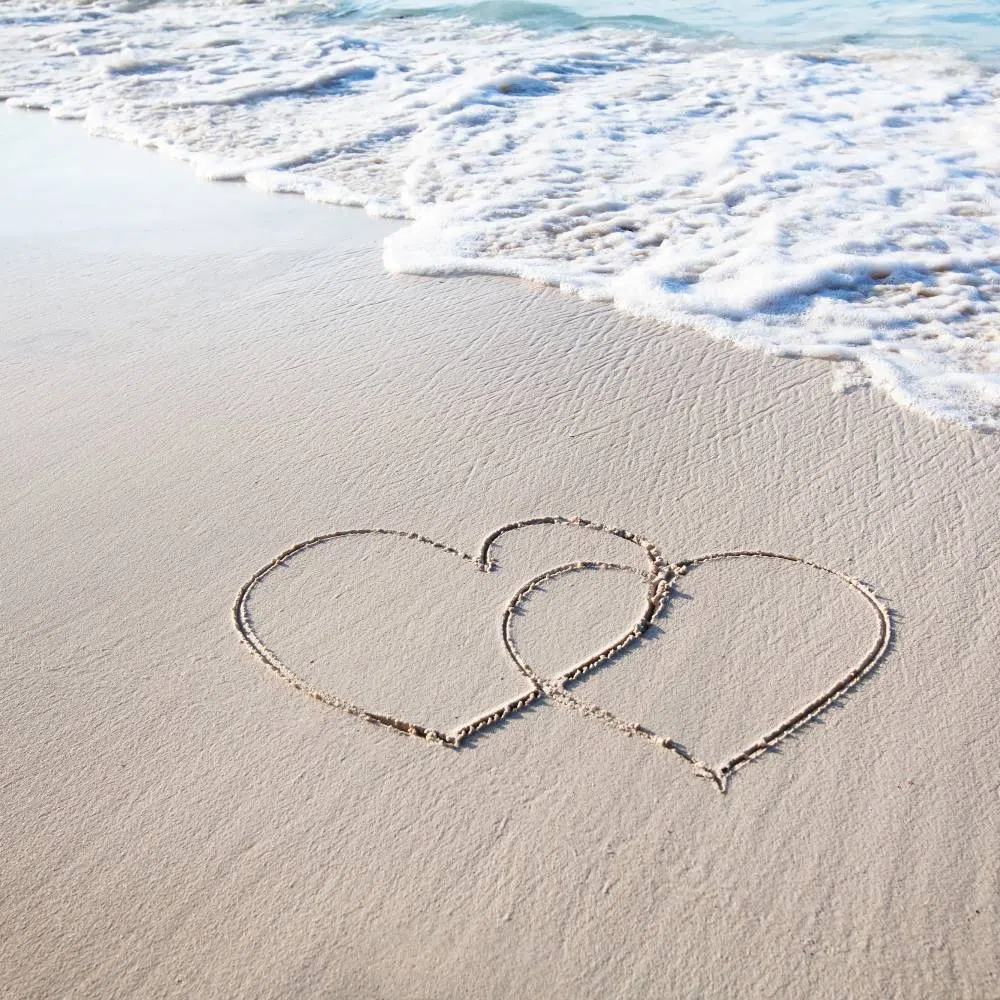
[1,106,998,998]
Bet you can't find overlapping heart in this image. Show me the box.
[234,516,891,792]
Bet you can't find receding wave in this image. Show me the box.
[2,0,1000,426]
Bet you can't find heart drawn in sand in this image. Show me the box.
[234,516,891,792]
[235,517,669,744]
[507,551,891,792]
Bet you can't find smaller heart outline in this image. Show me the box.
[233,516,670,747]
[507,551,892,793]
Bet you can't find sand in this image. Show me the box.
[1,106,998,998]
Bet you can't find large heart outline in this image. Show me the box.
[233,516,672,747]
[505,550,892,793]
[234,517,892,792]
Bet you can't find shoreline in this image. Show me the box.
[4,14,1000,432]
[1,107,998,998]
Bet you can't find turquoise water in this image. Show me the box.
[355,0,1000,61]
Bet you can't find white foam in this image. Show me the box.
[3,1,999,426]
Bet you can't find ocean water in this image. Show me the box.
[2,1,999,427]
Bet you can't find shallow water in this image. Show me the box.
[2,0,999,426]
[121,0,1000,61]
[367,0,1000,61]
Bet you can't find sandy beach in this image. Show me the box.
[1,106,998,997]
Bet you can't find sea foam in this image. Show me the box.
[2,1,999,426]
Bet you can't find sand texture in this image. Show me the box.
[1,108,998,998]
